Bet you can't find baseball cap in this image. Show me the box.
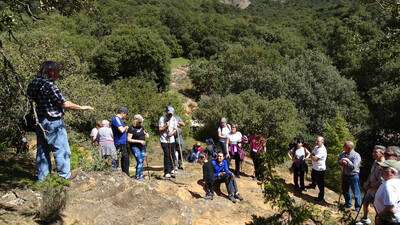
[117,107,129,114]
[386,146,400,156]
[378,160,400,171]
[165,106,174,114]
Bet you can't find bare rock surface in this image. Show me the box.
[63,161,274,225]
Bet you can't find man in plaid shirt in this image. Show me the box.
[27,61,94,181]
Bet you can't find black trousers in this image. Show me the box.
[311,169,325,200]
[293,166,305,189]
[116,144,130,176]
[250,151,261,179]
[229,152,241,176]
[161,142,175,174]
[204,180,214,196]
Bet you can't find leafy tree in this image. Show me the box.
[91,26,171,90]
[323,113,355,192]
[194,90,304,149]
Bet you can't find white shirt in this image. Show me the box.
[374,178,400,222]
[293,147,306,159]
[159,116,178,143]
[228,132,242,144]
[312,145,327,171]
[90,128,98,141]
[218,126,231,141]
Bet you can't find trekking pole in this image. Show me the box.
[177,129,184,169]
[167,136,176,175]
[353,193,366,223]
[144,145,151,180]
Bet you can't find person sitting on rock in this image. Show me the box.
[187,142,204,163]
[198,153,214,200]
[212,152,243,203]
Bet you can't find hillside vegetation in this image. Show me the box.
[0,0,399,224]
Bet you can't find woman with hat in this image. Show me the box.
[127,114,149,180]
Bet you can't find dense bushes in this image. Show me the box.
[189,46,369,133]
[194,90,303,149]
[91,27,171,89]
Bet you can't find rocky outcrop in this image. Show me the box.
[221,0,251,9]
[63,166,272,225]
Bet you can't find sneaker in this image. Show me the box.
[354,207,361,212]
[234,193,244,201]
[136,177,145,181]
[228,195,237,203]
[360,218,371,224]
[178,166,184,170]
[355,218,371,225]
[204,195,213,200]
[164,173,171,178]
[301,188,307,192]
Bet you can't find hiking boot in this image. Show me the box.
[228,195,237,203]
[164,173,171,178]
[234,193,243,201]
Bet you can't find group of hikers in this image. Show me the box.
[27,61,399,224]
[288,136,400,225]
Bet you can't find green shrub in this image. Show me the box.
[194,90,304,148]
[36,175,69,224]
[91,26,171,89]
[111,77,189,136]
[189,47,369,133]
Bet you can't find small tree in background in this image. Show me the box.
[323,113,355,192]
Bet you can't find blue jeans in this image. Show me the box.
[131,145,146,179]
[342,174,362,209]
[35,118,71,181]
[219,140,228,157]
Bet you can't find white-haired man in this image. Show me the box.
[373,160,400,224]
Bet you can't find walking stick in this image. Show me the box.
[167,135,177,176]
[177,129,184,169]
[144,145,151,180]
[353,194,366,223]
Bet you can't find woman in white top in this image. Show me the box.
[218,117,231,158]
[288,137,310,191]
[227,124,243,178]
